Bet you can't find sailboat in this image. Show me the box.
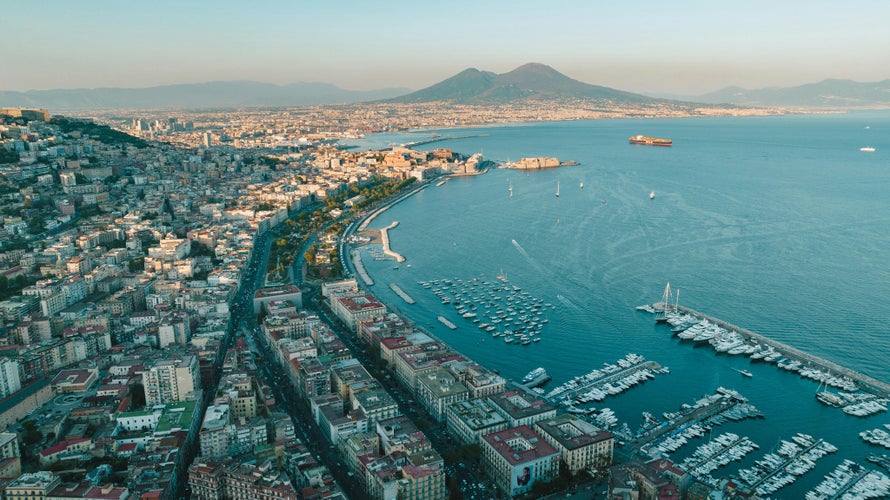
[649,190,655,200]
[508,180,513,198]
[655,282,672,323]
[555,181,560,198]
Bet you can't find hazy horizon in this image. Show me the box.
[3,0,889,96]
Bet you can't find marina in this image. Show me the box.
[735,434,837,496]
[805,459,890,499]
[679,432,759,481]
[544,353,666,404]
[632,388,762,454]
[642,285,890,418]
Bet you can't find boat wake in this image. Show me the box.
[556,293,579,311]
[511,239,547,275]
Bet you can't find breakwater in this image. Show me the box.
[351,249,373,286]
[674,305,890,398]
[389,283,414,304]
[380,221,405,263]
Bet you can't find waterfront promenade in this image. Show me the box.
[674,305,890,397]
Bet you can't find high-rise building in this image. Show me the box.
[203,132,212,148]
[0,359,22,400]
[141,355,200,406]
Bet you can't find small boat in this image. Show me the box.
[649,190,655,200]
[735,368,753,378]
[579,181,584,189]
[860,146,876,152]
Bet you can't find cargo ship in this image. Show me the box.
[629,135,672,147]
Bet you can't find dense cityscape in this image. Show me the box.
[0,87,887,500]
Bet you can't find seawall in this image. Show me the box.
[676,305,890,397]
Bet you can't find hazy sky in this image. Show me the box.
[3,0,889,95]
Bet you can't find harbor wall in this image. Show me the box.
[676,305,890,397]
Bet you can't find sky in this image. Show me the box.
[2,0,889,96]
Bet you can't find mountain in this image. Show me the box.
[0,81,412,110]
[386,63,663,104]
[691,79,890,108]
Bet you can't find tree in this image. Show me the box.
[27,214,45,234]
[21,420,42,445]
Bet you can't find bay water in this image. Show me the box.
[348,112,890,497]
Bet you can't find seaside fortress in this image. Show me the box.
[329,293,386,332]
[480,425,560,498]
[534,414,615,474]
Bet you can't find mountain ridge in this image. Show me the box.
[0,81,412,110]
[385,62,663,105]
[688,78,890,107]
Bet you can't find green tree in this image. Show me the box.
[27,214,45,234]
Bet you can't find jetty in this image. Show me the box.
[633,388,761,452]
[437,316,457,330]
[380,221,406,263]
[389,283,414,304]
[544,354,665,404]
[351,249,374,286]
[673,305,890,398]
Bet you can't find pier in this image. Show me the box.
[437,316,457,330]
[747,437,829,491]
[389,283,414,304]
[632,389,758,450]
[399,133,489,149]
[545,360,662,403]
[380,221,406,263]
[672,305,890,398]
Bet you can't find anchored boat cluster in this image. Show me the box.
[420,274,553,346]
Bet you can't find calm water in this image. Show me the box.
[348,112,890,497]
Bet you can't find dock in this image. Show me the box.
[672,305,890,398]
[544,354,662,404]
[437,316,457,330]
[632,388,760,451]
[389,283,414,304]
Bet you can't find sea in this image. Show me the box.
[344,111,890,497]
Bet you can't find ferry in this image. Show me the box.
[522,367,550,387]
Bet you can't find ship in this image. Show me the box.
[629,135,672,147]
[521,367,551,387]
